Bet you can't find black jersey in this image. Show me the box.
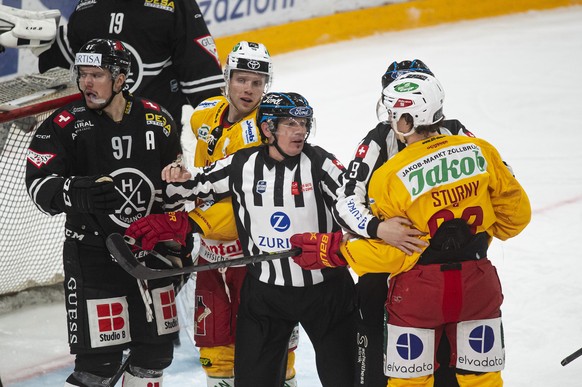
[25,92,183,245]
[38,0,224,128]
[334,119,473,239]
[167,144,348,287]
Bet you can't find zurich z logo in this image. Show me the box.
[468,325,495,353]
[270,212,291,232]
[396,333,424,360]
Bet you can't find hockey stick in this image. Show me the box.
[106,233,301,280]
[107,351,131,386]
[561,346,582,366]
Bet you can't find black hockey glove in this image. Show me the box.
[152,238,195,293]
[62,175,122,214]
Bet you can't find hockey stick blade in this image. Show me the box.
[106,233,301,280]
[561,347,582,366]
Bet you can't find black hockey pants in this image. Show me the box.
[234,269,357,387]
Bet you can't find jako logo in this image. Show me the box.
[469,325,495,353]
[270,212,291,232]
[396,333,424,360]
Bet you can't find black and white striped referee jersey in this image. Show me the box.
[333,119,472,239]
[167,143,347,287]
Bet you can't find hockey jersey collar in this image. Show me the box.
[260,145,301,170]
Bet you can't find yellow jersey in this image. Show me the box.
[186,96,262,253]
[191,96,261,166]
[340,134,531,277]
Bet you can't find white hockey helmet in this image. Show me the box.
[382,72,445,136]
[224,41,273,93]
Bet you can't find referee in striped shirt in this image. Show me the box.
[128,92,357,386]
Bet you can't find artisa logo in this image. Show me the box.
[74,53,102,66]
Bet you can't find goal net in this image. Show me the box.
[0,68,81,298]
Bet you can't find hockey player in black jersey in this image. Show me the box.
[14,0,224,131]
[25,39,190,387]
[125,92,358,387]
[333,60,469,387]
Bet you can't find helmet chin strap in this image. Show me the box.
[266,121,297,160]
[97,80,123,111]
[392,119,416,144]
[270,139,296,159]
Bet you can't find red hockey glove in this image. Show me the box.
[125,211,192,251]
[289,231,346,270]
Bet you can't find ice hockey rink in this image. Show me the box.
[1,5,582,386]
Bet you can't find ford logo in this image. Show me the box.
[289,106,312,117]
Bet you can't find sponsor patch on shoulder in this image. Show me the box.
[196,100,219,110]
[142,100,160,111]
[27,149,56,168]
[195,35,220,66]
[143,0,175,12]
[241,120,258,144]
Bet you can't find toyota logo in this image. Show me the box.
[247,60,260,70]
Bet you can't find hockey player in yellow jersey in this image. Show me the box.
[179,41,298,387]
[290,72,531,386]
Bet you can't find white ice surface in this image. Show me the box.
[1,6,582,386]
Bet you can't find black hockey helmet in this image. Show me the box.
[381,59,433,90]
[74,38,131,78]
[257,92,314,139]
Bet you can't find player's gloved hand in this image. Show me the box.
[62,175,121,214]
[125,211,192,251]
[289,230,346,270]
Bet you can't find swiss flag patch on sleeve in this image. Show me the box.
[356,144,369,159]
[53,111,74,128]
[142,100,160,111]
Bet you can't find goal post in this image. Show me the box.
[0,68,81,297]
